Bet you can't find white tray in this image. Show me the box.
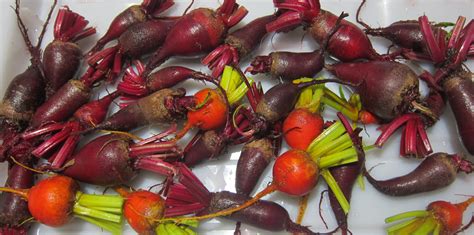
[0,0,473,234]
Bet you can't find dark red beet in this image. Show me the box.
[0,163,35,233]
[62,134,136,186]
[201,191,317,234]
[43,7,95,97]
[73,91,120,128]
[327,61,420,121]
[63,130,180,186]
[235,138,274,195]
[365,153,473,196]
[143,0,248,76]
[30,80,90,128]
[443,71,474,155]
[91,88,191,132]
[183,130,226,167]
[118,62,214,98]
[247,51,324,81]
[0,67,44,128]
[203,14,278,77]
[267,1,382,61]
[88,0,174,54]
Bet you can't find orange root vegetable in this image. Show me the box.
[176,88,228,139]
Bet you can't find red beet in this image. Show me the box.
[267,0,383,62]
[356,0,447,61]
[326,61,421,121]
[235,138,274,195]
[0,163,35,234]
[63,128,180,186]
[88,19,176,78]
[203,13,278,78]
[365,153,473,196]
[143,0,248,76]
[91,88,192,132]
[442,71,474,155]
[118,61,214,97]
[164,164,318,234]
[88,0,175,54]
[0,0,57,130]
[43,7,95,97]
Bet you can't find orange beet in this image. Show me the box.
[272,149,319,196]
[428,198,474,233]
[177,88,228,138]
[283,109,323,150]
[27,175,78,227]
[123,190,165,235]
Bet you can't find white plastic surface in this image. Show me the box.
[0,0,473,234]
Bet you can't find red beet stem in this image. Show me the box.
[54,6,96,42]
[134,157,177,177]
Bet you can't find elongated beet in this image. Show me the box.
[235,138,274,195]
[365,153,473,196]
[30,80,90,128]
[0,163,35,234]
[92,88,191,132]
[327,61,420,121]
[118,61,214,97]
[356,0,446,61]
[143,0,248,76]
[203,14,278,77]
[247,51,325,81]
[267,1,382,61]
[183,130,226,166]
[88,19,176,78]
[201,191,317,233]
[63,130,180,186]
[88,0,174,54]
[43,7,95,97]
[442,71,474,155]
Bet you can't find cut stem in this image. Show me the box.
[75,215,122,235]
[73,204,122,223]
[76,192,124,209]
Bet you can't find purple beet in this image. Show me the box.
[87,0,175,55]
[43,7,95,97]
[365,152,473,196]
[235,138,274,195]
[442,70,474,155]
[63,128,180,186]
[202,13,278,78]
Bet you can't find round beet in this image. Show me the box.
[327,61,420,121]
[63,134,136,186]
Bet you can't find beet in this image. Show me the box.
[183,130,226,167]
[91,88,192,132]
[267,1,382,61]
[442,71,474,155]
[365,153,473,196]
[143,0,248,76]
[63,130,180,186]
[0,163,35,234]
[88,0,174,54]
[235,138,274,195]
[30,80,90,128]
[326,61,420,121]
[203,14,278,77]
[43,7,95,97]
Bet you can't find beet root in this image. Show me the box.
[443,71,474,155]
[247,50,324,81]
[62,134,136,186]
[235,138,274,195]
[0,163,35,232]
[201,191,318,234]
[365,152,473,196]
[183,130,226,167]
[92,88,189,132]
[327,61,420,121]
[30,80,90,128]
[0,67,44,128]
